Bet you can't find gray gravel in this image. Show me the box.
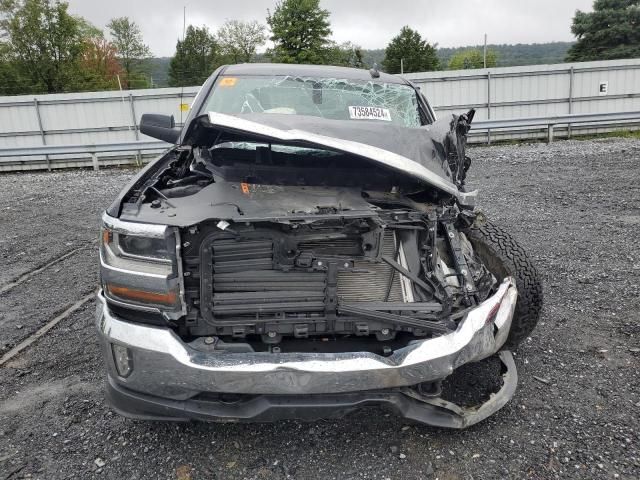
[1,138,639,479]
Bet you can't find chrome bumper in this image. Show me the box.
[96,277,517,399]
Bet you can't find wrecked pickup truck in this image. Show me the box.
[96,63,542,428]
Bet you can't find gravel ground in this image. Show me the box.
[0,138,639,480]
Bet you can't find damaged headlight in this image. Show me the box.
[99,214,184,314]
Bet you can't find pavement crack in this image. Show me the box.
[0,243,94,295]
[0,292,95,367]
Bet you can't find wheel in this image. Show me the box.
[464,214,543,349]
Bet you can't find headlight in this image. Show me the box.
[100,214,184,315]
[117,234,169,260]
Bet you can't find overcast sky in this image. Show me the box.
[66,0,594,57]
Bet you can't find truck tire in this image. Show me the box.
[464,216,543,349]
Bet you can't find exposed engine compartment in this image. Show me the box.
[113,112,496,353]
[177,208,497,350]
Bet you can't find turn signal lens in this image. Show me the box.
[106,284,178,307]
[101,228,112,246]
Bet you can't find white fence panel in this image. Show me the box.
[405,58,640,139]
[0,58,639,169]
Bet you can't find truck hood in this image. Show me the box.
[182,112,476,206]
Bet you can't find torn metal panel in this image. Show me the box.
[180,111,477,206]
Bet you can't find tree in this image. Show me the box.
[0,0,85,93]
[0,41,24,95]
[566,0,640,61]
[217,19,266,63]
[76,16,103,39]
[326,41,364,68]
[78,37,123,91]
[448,48,497,70]
[266,0,332,64]
[382,26,439,74]
[107,16,151,88]
[168,25,219,87]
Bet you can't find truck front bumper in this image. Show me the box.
[96,277,518,428]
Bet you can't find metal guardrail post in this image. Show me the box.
[128,94,139,140]
[91,153,99,171]
[548,124,555,143]
[568,66,574,138]
[128,93,141,166]
[33,98,50,171]
[487,71,492,145]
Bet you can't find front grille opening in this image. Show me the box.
[199,227,421,341]
[210,237,327,319]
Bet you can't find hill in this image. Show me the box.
[437,42,574,69]
[363,42,574,70]
[147,41,576,86]
[144,57,172,87]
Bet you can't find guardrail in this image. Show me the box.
[471,110,640,142]
[0,110,639,172]
[0,140,168,171]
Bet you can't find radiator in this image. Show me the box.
[337,230,403,303]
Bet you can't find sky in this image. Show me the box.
[65,0,595,57]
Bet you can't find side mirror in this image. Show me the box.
[140,114,180,144]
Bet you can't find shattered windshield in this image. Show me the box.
[202,75,422,127]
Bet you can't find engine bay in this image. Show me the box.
[114,139,497,353]
[178,207,497,349]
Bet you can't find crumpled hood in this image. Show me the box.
[182,112,476,205]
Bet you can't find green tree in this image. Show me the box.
[168,25,219,87]
[566,0,640,61]
[0,41,23,95]
[382,26,439,73]
[107,16,151,88]
[217,19,266,63]
[76,16,103,39]
[266,0,332,64]
[0,0,85,93]
[448,48,497,70]
[325,41,364,68]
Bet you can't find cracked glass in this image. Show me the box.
[203,75,422,127]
